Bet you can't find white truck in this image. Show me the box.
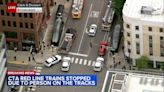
[102,1,115,31]
[61,57,71,72]
[58,28,77,54]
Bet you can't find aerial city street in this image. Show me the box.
[0,0,164,92]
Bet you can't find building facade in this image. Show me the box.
[123,0,164,68]
[0,0,50,50]
[0,34,7,92]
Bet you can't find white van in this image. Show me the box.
[93,57,104,72]
[61,57,71,71]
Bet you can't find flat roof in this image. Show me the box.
[123,0,164,24]
[126,74,164,92]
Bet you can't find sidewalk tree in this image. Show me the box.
[136,55,149,70]
[112,0,126,18]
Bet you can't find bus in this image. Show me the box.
[72,0,84,19]
[55,4,64,19]
[110,24,122,52]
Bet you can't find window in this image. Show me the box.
[20,22,23,28]
[29,13,33,18]
[127,32,130,37]
[11,0,14,2]
[0,1,3,5]
[126,24,130,29]
[1,10,4,15]
[8,21,11,26]
[2,20,5,26]
[13,21,16,27]
[5,0,8,4]
[25,23,28,28]
[136,42,140,54]
[4,31,17,38]
[7,13,10,16]
[135,26,139,30]
[18,13,22,17]
[136,34,139,38]
[30,23,33,29]
[148,27,152,31]
[24,13,27,18]
[160,36,164,56]
[160,28,163,32]
[149,35,153,55]
[12,13,15,16]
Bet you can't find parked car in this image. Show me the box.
[88,24,97,36]
[93,57,104,72]
[61,57,71,71]
[44,55,62,67]
[98,41,108,56]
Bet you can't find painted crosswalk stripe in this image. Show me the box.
[83,59,87,65]
[71,57,75,63]
[35,66,43,70]
[75,58,79,64]
[92,61,95,66]
[79,59,83,64]
[87,60,92,66]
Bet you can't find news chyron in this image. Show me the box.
[6,2,42,13]
[7,70,97,86]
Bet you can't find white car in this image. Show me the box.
[61,57,71,71]
[93,57,104,72]
[44,55,62,67]
[88,24,97,36]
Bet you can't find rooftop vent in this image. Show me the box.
[141,6,155,15]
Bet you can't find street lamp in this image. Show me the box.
[128,49,131,64]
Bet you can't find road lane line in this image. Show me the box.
[68,52,88,57]
[75,58,79,64]
[79,59,83,64]
[71,57,75,63]
[77,4,93,53]
[83,59,87,65]
[18,86,23,92]
[88,60,92,66]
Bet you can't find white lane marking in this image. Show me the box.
[71,57,75,63]
[18,86,23,92]
[68,52,88,57]
[101,71,110,92]
[77,4,93,53]
[92,61,95,66]
[35,66,43,70]
[79,59,83,64]
[88,60,92,66]
[83,59,87,65]
[90,11,99,18]
[75,58,79,64]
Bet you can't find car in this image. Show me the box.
[44,55,62,67]
[93,57,104,72]
[88,24,97,36]
[98,41,108,56]
[61,57,71,71]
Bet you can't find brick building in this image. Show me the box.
[0,0,50,50]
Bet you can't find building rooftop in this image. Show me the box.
[126,73,164,92]
[123,0,164,25]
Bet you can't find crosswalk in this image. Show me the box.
[26,66,43,92]
[69,57,96,67]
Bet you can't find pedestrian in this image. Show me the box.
[43,45,46,50]
[14,47,17,52]
[32,56,35,61]
[14,56,16,61]
[28,56,31,61]
[41,51,43,56]
[118,61,121,65]
[54,2,57,5]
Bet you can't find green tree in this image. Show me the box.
[161,63,164,71]
[136,55,149,70]
[112,0,126,17]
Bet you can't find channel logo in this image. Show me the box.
[6,2,17,13]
